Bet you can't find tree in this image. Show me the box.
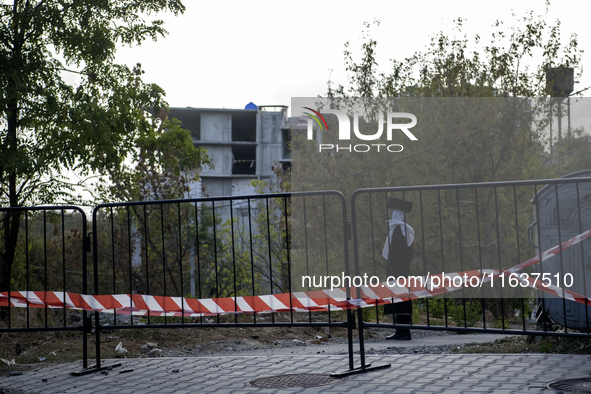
[292,5,584,323]
[0,1,209,310]
[331,11,582,99]
[102,112,211,203]
[0,1,195,207]
[217,192,290,297]
[292,5,584,193]
[548,127,591,176]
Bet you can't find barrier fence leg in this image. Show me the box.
[82,311,89,369]
[358,307,366,368]
[71,312,121,376]
[347,309,355,370]
[331,308,391,377]
[95,312,101,369]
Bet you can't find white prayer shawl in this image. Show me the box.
[382,209,415,260]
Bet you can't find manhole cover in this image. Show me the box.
[547,377,591,393]
[246,373,344,389]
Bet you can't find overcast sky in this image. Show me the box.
[114,1,590,111]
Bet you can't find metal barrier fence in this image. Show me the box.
[0,206,91,368]
[2,176,591,376]
[89,191,368,375]
[350,174,591,354]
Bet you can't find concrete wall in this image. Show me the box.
[258,111,284,177]
[201,178,233,197]
[201,112,231,142]
[260,112,283,144]
[232,178,258,196]
[169,107,289,198]
[201,145,233,176]
[186,178,203,199]
[259,146,282,177]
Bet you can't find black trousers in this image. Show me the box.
[384,300,412,326]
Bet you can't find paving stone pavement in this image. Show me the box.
[1,353,591,393]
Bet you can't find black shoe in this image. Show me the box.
[385,331,411,340]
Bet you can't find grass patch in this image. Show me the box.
[459,335,591,354]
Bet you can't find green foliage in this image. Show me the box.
[548,127,591,176]
[422,298,479,327]
[4,210,85,292]
[216,196,290,296]
[312,5,584,194]
[427,298,446,319]
[103,114,211,203]
[490,317,506,329]
[0,1,192,207]
[0,1,214,302]
[93,202,220,300]
[332,9,582,99]
[422,298,483,327]
[449,299,482,328]
[539,340,556,353]
[411,301,420,324]
[290,5,586,319]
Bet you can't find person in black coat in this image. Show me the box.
[382,197,414,340]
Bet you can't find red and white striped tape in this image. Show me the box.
[1,229,590,317]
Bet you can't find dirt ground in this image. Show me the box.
[0,325,351,376]
[2,323,591,377]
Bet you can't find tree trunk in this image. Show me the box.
[0,0,22,323]
[0,211,21,323]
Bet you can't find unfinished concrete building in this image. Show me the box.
[168,104,292,199]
